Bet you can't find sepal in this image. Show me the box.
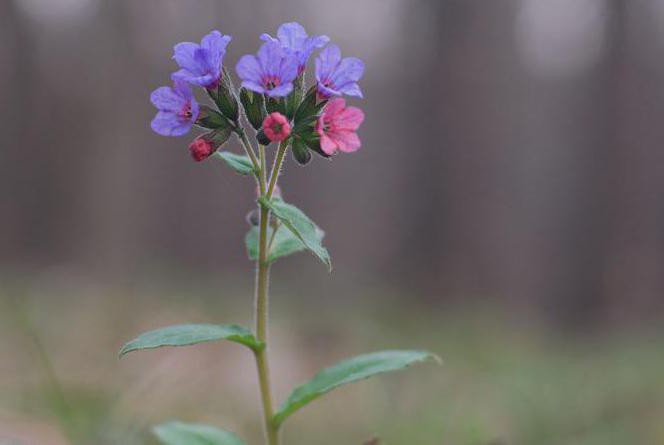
[196,105,229,130]
[208,68,239,123]
[291,138,312,165]
[239,88,266,131]
[256,129,272,146]
[265,96,287,116]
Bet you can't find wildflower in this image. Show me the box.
[150,80,199,136]
[316,98,364,155]
[260,22,329,73]
[235,41,299,97]
[315,44,364,98]
[262,112,291,142]
[172,30,232,88]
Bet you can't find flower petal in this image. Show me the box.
[236,55,263,84]
[278,54,299,84]
[319,133,338,155]
[172,42,203,75]
[339,82,363,98]
[334,106,365,130]
[150,86,184,112]
[260,33,278,43]
[315,44,341,81]
[241,80,267,94]
[331,130,361,152]
[322,98,346,119]
[151,111,190,136]
[277,22,308,50]
[266,83,293,97]
[257,41,282,77]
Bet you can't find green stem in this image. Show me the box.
[267,140,289,199]
[254,204,279,445]
[253,140,290,445]
[259,145,267,193]
[237,128,261,174]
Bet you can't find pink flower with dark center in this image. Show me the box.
[262,112,291,142]
[316,98,364,155]
[189,137,216,162]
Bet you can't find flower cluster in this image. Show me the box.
[150,22,365,162]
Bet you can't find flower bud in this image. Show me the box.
[189,137,216,162]
[188,127,232,162]
[262,112,291,142]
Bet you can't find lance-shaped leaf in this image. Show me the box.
[119,323,263,357]
[215,152,255,176]
[245,225,325,263]
[154,421,246,445]
[273,350,440,426]
[257,197,331,270]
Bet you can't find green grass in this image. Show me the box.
[1,288,663,445]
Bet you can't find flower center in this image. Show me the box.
[263,75,282,90]
[271,122,283,134]
[179,103,193,120]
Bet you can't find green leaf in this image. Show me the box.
[215,152,255,176]
[119,323,263,357]
[257,197,331,269]
[153,421,246,445]
[273,350,440,426]
[245,225,325,263]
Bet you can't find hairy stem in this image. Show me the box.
[253,140,290,445]
[254,203,279,445]
[237,128,261,173]
[267,140,289,198]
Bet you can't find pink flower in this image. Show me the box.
[316,98,364,155]
[189,136,216,161]
[262,112,291,142]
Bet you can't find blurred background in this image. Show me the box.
[1,0,664,444]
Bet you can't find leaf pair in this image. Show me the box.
[121,325,440,439]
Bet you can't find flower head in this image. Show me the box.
[315,45,364,99]
[261,22,329,73]
[172,30,232,88]
[262,112,291,142]
[316,98,364,155]
[235,41,299,97]
[150,80,199,137]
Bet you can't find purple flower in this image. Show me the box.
[150,80,199,137]
[315,44,364,98]
[172,30,232,88]
[235,40,299,98]
[260,22,329,73]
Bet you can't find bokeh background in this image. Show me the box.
[2,0,664,444]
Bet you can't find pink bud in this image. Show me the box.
[262,112,291,142]
[189,137,216,162]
